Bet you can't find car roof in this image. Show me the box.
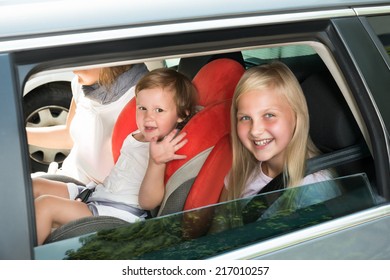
[1,0,389,40]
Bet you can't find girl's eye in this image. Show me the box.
[137,106,146,111]
[264,113,275,119]
[239,115,251,121]
[155,108,164,113]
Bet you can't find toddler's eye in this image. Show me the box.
[155,108,164,113]
[137,106,146,111]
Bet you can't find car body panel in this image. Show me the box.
[330,17,390,199]
[1,1,389,53]
[0,0,384,39]
[0,0,389,260]
[0,54,35,259]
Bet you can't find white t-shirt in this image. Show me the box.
[89,131,149,207]
[58,77,135,184]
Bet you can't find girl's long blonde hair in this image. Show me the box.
[227,61,320,200]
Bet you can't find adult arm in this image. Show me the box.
[26,98,76,149]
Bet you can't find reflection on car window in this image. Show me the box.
[379,34,390,56]
[242,45,316,60]
[367,15,390,58]
[58,173,377,260]
[164,45,317,70]
[242,45,319,69]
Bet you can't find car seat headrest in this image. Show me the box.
[178,52,245,80]
[192,58,245,107]
[301,71,362,152]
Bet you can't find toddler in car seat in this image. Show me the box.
[32,68,198,245]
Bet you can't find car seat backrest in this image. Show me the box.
[183,133,232,211]
[301,70,376,183]
[300,70,362,153]
[158,59,244,215]
[164,100,232,180]
[158,100,232,216]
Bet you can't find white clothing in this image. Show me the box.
[224,162,333,198]
[58,77,135,184]
[88,204,143,223]
[90,131,149,207]
[67,131,149,209]
[223,163,341,221]
[67,182,145,223]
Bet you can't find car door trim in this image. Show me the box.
[0,9,355,53]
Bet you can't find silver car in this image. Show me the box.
[0,0,389,260]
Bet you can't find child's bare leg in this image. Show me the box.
[33,177,70,199]
[35,195,93,245]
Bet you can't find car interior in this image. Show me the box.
[38,44,379,246]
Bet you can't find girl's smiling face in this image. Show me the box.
[135,87,182,142]
[236,87,296,177]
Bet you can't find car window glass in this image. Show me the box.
[367,15,390,57]
[242,45,316,60]
[165,58,181,68]
[164,45,316,70]
[40,173,377,260]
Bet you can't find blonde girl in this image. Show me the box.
[223,61,334,201]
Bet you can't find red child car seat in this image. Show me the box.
[111,58,244,216]
[159,58,244,215]
[183,133,232,211]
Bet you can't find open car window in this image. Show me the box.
[242,45,317,67]
[35,173,378,259]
